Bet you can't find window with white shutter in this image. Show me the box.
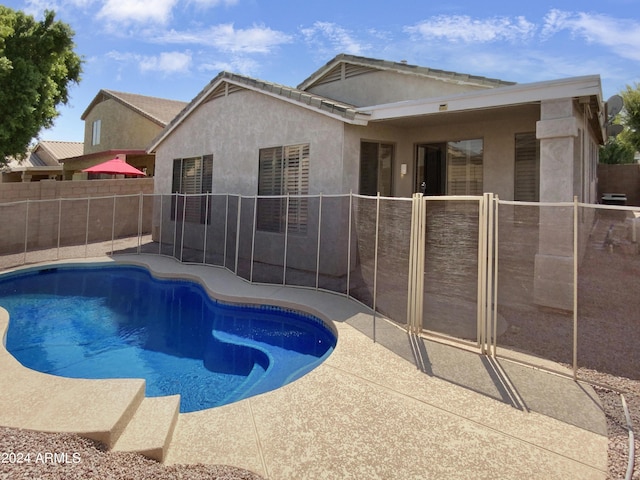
[257,144,309,234]
[171,155,214,223]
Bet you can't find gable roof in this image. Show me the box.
[3,141,83,171]
[148,71,369,152]
[297,54,516,92]
[81,89,188,127]
[34,141,84,164]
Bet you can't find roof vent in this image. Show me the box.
[400,60,408,64]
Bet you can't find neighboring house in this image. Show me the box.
[1,140,83,183]
[147,54,608,310]
[61,89,187,180]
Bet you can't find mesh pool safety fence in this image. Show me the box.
[2,192,639,390]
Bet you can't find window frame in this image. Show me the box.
[257,143,310,234]
[91,120,101,146]
[171,154,213,224]
[359,141,394,196]
[514,132,540,202]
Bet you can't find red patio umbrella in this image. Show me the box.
[83,158,146,177]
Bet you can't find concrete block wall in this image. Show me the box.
[0,179,154,254]
[0,178,154,202]
[597,164,640,207]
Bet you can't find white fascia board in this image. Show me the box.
[222,78,369,125]
[359,75,603,121]
[10,166,63,173]
[149,77,368,153]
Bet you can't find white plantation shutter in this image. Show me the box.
[170,155,214,223]
[182,157,202,223]
[258,144,309,233]
[284,144,309,234]
[258,147,284,232]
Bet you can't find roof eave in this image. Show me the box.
[6,165,63,173]
[360,75,604,122]
[297,53,515,91]
[148,74,368,153]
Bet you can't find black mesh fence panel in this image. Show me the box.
[285,196,320,288]
[154,195,178,257]
[204,195,229,266]
[349,195,377,310]
[224,196,239,272]
[577,204,640,381]
[58,198,89,260]
[317,196,350,295]
[237,197,255,281]
[375,198,412,327]
[423,199,480,342]
[0,201,28,269]
[24,199,59,264]
[496,202,574,367]
[252,196,285,285]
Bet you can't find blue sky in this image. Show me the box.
[6,0,640,143]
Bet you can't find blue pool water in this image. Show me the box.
[0,265,336,413]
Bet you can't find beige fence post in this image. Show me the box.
[406,193,425,334]
[573,195,578,380]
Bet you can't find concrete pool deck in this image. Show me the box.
[0,254,608,479]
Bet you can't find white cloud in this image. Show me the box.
[199,56,260,75]
[97,0,178,26]
[301,22,369,55]
[140,51,192,73]
[153,24,293,53]
[189,0,239,7]
[405,15,536,43]
[107,50,192,74]
[24,0,95,17]
[542,10,640,61]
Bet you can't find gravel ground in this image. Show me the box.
[0,427,265,480]
[582,370,639,480]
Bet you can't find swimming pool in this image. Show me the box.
[0,264,336,413]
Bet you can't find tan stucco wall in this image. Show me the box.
[154,89,346,196]
[154,89,350,275]
[83,98,163,155]
[344,104,540,200]
[307,70,497,108]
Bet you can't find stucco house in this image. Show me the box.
[149,53,605,204]
[1,140,82,183]
[61,89,187,180]
[147,54,608,310]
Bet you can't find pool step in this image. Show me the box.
[112,395,180,462]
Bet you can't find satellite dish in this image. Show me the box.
[606,95,624,121]
[607,123,623,138]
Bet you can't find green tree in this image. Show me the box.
[599,137,635,164]
[619,83,640,153]
[600,83,640,164]
[0,7,82,164]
